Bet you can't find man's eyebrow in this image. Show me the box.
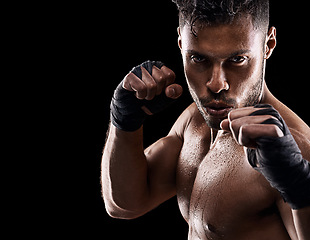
[185,49,251,59]
[227,49,252,58]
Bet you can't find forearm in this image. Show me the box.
[101,124,149,217]
[293,206,310,240]
[102,61,182,218]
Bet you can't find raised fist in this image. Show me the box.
[110,60,183,131]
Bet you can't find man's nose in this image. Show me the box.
[206,64,229,94]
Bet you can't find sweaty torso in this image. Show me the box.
[175,105,291,240]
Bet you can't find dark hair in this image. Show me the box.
[172,0,269,35]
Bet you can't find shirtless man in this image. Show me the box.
[101,0,310,239]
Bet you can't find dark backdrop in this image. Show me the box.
[50,1,309,239]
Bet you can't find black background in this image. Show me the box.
[34,1,309,239]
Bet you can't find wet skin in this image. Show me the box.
[102,15,310,240]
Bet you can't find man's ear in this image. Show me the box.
[265,27,277,59]
[177,27,182,51]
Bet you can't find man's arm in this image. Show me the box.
[101,124,182,219]
[276,128,310,240]
[221,104,310,239]
[283,128,310,240]
[102,125,147,219]
[101,61,183,219]
[292,206,310,239]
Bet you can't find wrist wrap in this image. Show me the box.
[247,104,310,209]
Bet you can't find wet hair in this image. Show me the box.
[171,0,269,35]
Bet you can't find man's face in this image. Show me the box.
[178,16,268,130]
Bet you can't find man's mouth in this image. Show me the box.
[203,102,233,118]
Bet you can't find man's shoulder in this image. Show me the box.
[169,102,210,140]
[272,100,310,138]
[268,99,310,159]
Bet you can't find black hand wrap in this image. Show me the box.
[247,104,310,209]
[110,60,177,132]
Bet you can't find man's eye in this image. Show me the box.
[229,56,247,64]
[191,55,206,63]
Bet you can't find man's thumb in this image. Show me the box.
[165,84,183,99]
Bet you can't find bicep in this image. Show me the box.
[141,104,193,210]
[144,134,183,204]
[143,106,192,206]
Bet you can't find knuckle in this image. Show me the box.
[161,67,176,83]
[137,84,146,92]
[229,119,239,131]
[123,73,133,83]
[136,90,147,99]
[239,124,250,135]
[228,110,237,121]
[156,76,166,90]
[271,125,284,137]
[122,73,137,91]
[133,81,146,93]
[166,70,176,79]
[147,81,157,91]
[157,74,164,82]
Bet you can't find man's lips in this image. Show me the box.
[203,102,233,118]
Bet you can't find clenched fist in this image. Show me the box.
[110,60,183,131]
[221,104,310,209]
[220,104,284,149]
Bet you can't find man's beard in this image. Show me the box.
[189,76,264,130]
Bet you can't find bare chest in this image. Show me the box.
[176,131,277,237]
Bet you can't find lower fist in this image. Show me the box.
[221,104,310,209]
[220,104,284,148]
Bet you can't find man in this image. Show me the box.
[101,0,310,239]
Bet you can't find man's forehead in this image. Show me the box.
[180,21,263,57]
